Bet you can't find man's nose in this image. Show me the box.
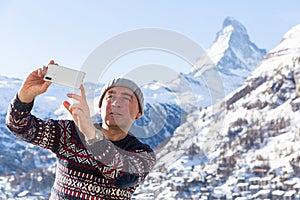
[111,98,121,107]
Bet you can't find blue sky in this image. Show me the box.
[0,0,300,81]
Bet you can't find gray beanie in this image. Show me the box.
[99,77,144,114]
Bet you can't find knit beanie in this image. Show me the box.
[98,77,144,114]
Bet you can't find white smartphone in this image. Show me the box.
[44,64,86,89]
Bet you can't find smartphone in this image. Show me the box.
[44,64,86,89]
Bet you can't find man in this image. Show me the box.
[6,60,156,199]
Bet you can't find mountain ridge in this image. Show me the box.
[133,22,300,199]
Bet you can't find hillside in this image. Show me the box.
[133,24,300,199]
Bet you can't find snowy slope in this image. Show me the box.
[134,24,300,199]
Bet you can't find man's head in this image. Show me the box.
[98,77,144,131]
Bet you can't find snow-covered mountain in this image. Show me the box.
[203,17,266,94]
[145,17,266,111]
[133,24,300,199]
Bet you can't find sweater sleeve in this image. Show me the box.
[5,95,59,152]
[87,134,156,189]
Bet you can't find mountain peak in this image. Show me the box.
[205,17,266,94]
[283,23,300,40]
[268,24,300,56]
[207,17,253,65]
[222,16,247,35]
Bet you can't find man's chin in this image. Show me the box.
[105,120,127,130]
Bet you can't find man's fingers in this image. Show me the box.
[48,60,55,65]
[63,100,85,114]
[37,68,42,77]
[67,93,82,103]
[67,85,87,104]
[71,108,83,117]
[80,84,86,99]
[63,101,72,114]
[41,81,52,91]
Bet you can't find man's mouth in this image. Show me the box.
[109,111,122,116]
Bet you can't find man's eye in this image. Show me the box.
[122,97,131,101]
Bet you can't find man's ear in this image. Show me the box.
[135,112,142,119]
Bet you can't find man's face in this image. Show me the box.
[100,86,142,131]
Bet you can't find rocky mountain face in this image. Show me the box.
[0,17,270,199]
[133,24,300,199]
[205,17,267,94]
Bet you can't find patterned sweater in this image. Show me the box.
[6,95,156,200]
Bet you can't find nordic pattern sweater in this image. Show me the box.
[6,95,156,200]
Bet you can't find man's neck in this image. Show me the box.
[100,124,128,141]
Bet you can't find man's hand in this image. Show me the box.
[63,85,96,139]
[18,60,54,103]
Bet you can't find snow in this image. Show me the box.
[17,190,29,197]
[270,24,300,54]
[133,23,300,199]
[207,25,233,64]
